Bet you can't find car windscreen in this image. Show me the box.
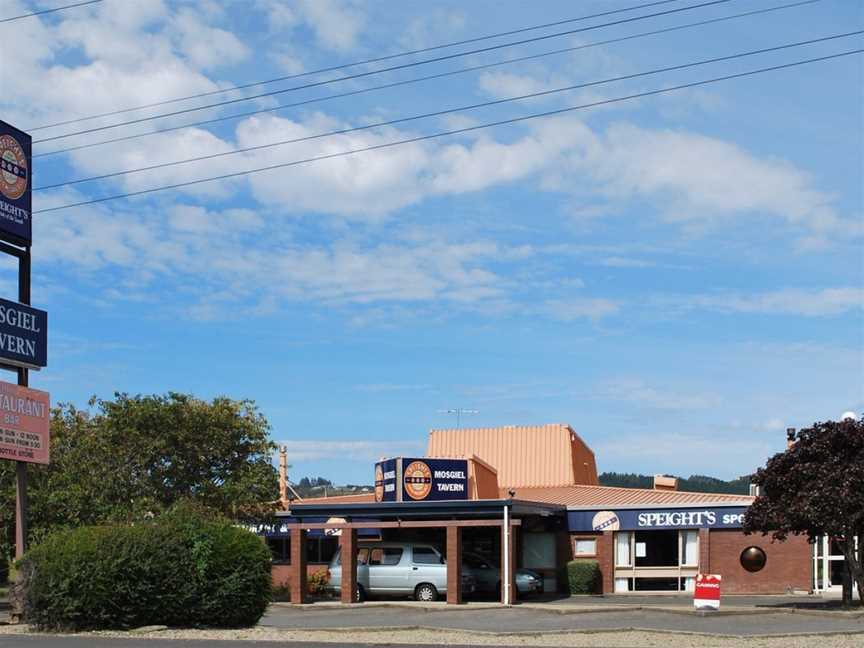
[412,546,444,564]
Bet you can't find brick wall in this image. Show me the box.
[705,530,811,594]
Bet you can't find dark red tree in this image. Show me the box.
[743,418,863,606]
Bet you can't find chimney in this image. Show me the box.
[278,445,289,509]
[653,474,678,491]
[786,428,796,449]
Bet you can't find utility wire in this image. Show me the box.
[33,0,737,144]
[34,32,860,192]
[0,0,101,23]
[27,0,684,131]
[34,49,862,215]
[33,0,819,160]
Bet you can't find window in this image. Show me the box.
[305,537,340,564]
[267,536,290,564]
[413,546,443,564]
[370,547,403,566]
[574,538,597,557]
[523,533,556,569]
[615,532,632,567]
[463,553,492,569]
[682,531,699,566]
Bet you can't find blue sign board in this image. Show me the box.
[252,517,380,538]
[568,506,748,532]
[0,120,32,246]
[400,457,468,502]
[0,298,47,369]
[374,458,398,502]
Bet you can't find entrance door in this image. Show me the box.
[814,536,854,592]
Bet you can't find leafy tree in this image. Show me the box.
[0,392,278,560]
[743,418,864,606]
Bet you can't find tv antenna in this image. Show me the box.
[438,408,479,429]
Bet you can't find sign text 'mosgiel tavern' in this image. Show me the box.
[0,298,47,370]
[375,457,469,502]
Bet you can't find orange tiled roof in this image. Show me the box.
[505,484,754,508]
[288,493,376,507]
[427,424,598,488]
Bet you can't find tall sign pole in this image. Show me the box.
[0,119,48,567]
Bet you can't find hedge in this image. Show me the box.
[567,559,600,594]
[18,502,271,631]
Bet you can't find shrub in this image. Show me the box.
[307,569,330,596]
[567,559,600,594]
[18,502,271,631]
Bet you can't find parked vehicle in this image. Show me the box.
[462,551,544,597]
[327,542,476,601]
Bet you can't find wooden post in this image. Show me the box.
[290,527,307,604]
[446,526,463,604]
[340,528,358,604]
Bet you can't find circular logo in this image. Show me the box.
[403,460,432,500]
[374,464,384,502]
[0,134,28,201]
[591,510,620,532]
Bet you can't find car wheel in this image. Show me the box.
[414,583,438,602]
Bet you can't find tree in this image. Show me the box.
[0,392,279,560]
[743,418,864,606]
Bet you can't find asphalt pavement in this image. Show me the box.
[260,604,864,636]
[0,638,523,648]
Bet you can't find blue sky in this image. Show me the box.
[2,0,862,485]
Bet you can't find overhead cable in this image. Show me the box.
[32,0,820,160]
[26,0,685,131]
[0,0,101,23]
[34,31,861,192]
[32,0,738,144]
[34,49,862,214]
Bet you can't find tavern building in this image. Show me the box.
[265,424,816,603]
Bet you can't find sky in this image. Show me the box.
[1,0,862,486]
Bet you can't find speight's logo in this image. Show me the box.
[403,460,432,500]
[374,464,384,502]
[0,134,28,201]
[591,510,621,532]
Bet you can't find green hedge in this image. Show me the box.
[567,559,600,594]
[18,503,271,631]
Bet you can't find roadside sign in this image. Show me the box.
[694,573,722,610]
[0,381,50,464]
[0,298,47,369]
[0,120,32,246]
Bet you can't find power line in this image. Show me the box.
[0,0,101,23]
[33,0,819,160]
[33,0,738,144]
[35,49,861,215]
[35,32,860,192]
[27,0,684,131]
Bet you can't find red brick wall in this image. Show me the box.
[705,530,811,594]
[567,531,610,594]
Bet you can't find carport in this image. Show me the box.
[277,499,564,605]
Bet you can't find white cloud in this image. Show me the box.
[169,8,250,70]
[598,378,722,410]
[294,0,366,51]
[662,287,864,317]
[542,298,620,321]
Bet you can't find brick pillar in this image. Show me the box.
[446,526,463,604]
[599,531,615,594]
[290,527,308,603]
[500,522,516,604]
[699,528,711,573]
[340,528,358,604]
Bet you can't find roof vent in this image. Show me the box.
[653,474,678,491]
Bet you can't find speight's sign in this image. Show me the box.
[0,298,47,370]
[375,457,469,502]
[0,120,32,246]
[568,506,749,532]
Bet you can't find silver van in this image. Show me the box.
[327,542,476,601]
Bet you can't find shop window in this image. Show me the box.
[614,577,631,592]
[682,530,699,566]
[615,532,632,567]
[523,533,556,569]
[635,530,678,567]
[267,536,290,564]
[574,538,597,557]
[305,537,340,564]
[634,577,678,591]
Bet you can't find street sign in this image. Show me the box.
[694,573,722,610]
[0,120,32,246]
[0,298,47,369]
[0,381,50,465]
